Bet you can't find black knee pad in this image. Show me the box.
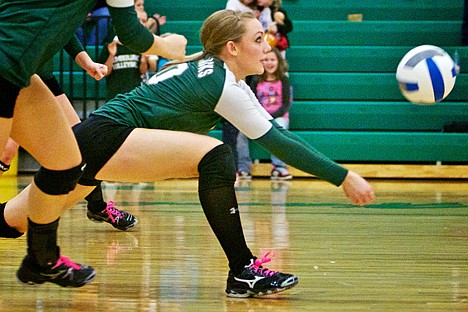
[0,75,21,118]
[34,163,84,195]
[198,144,236,191]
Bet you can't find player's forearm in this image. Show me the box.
[255,122,348,186]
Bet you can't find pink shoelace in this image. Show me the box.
[103,201,123,223]
[53,255,81,270]
[250,251,276,277]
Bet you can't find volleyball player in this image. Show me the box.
[0,0,186,288]
[1,38,138,231]
[2,10,374,296]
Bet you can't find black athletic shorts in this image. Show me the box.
[0,74,21,118]
[73,115,134,186]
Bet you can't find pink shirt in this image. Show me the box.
[256,80,289,120]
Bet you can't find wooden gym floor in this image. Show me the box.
[0,174,467,311]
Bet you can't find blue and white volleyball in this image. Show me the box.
[396,45,457,105]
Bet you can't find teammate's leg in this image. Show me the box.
[10,75,94,287]
[44,77,137,230]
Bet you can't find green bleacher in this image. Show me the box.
[156,20,463,46]
[148,0,463,22]
[57,0,468,164]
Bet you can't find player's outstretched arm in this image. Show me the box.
[255,122,375,205]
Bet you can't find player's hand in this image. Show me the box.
[86,63,108,81]
[341,170,375,206]
[158,34,187,60]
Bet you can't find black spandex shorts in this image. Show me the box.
[0,74,21,118]
[73,115,135,186]
[42,76,64,96]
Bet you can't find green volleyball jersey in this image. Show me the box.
[0,0,151,88]
[93,55,348,186]
[36,36,84,81]
[0,0,96,87]
[93,56,273,138]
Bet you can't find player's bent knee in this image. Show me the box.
[34,164,84,195]
[198,144,236,191]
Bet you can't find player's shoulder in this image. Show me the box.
[186,56,236,102]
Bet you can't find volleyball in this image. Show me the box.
[396,45,457,105]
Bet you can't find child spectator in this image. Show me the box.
[237,48,293,180]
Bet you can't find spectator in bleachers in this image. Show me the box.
[222,0,292,176]
[134,0,167,36]
[226,0,258,13]
[258,0,292,58]
[132,0,168,79]
[237,48,293,180]
[101,37,156,100]
[100,1,158,101]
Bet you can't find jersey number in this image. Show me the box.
[147,63,189,85]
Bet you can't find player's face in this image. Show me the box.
[262,51,278,75]
[236,18,271,77]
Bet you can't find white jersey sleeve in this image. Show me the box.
[106,0,134,8]
[214,67,273,139]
